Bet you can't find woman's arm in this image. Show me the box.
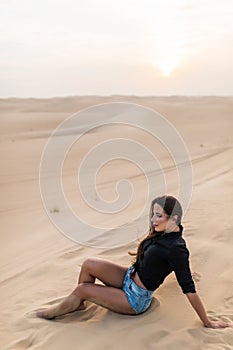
[186,292,230,329]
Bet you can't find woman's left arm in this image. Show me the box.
[169,246,231,329]
[186,292,230,329]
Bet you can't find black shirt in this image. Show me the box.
[133,225,196,293]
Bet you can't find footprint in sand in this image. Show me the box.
[147,329,170,347]
[224,295,233,310]
[191,272,201,282]
[6,336,33,350]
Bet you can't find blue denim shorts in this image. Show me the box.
[122,266,153,314]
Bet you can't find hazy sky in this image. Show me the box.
[1,0,233,97]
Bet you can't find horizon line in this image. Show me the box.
[1,94,233,100]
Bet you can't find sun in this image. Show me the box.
[157,57,180,76]
[155,44,184,76]
[147,5,187,77]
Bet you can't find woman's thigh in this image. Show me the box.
[81,257,128,289]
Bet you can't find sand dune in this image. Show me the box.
[0,96,233,349]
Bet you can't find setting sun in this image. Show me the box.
[152,45,185,77]
[147,3,189,77]
[157,56,181,76]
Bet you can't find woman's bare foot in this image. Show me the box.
[36,307,59,320]
[36,294,83,319]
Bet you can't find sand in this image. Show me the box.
[0,96,233,350]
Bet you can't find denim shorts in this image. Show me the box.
[122,266,153,314]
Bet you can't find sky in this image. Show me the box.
[1,0,233,97]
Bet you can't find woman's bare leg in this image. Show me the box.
[78,258,128,286]
[36,283,136,319]
[77,257,128,310]
[36,258,129,319]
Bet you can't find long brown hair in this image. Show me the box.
[129,195,183,264]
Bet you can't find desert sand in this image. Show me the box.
[0,96,233,350]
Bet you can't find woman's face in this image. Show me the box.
[151,203,176,232]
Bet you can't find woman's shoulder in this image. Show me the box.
[170,236,190,257]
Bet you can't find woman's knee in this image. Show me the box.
[82,257,97,271]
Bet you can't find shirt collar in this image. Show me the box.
[153,224,183,239]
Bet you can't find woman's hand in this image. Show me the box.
[204,320,231,329]
[186,293,231,330]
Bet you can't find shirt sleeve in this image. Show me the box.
[168,244,196,294]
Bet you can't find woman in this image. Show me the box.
[36,195,230,329]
